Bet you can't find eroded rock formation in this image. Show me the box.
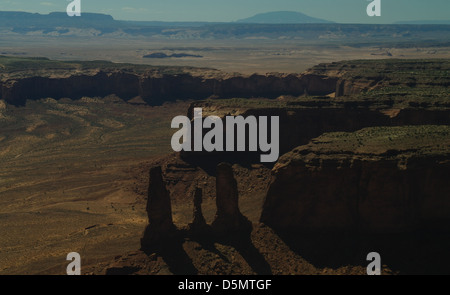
[141,166,176,250]
[211,163,251,233]
[260,125,450,233]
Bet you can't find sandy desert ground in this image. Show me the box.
[1,35,450,74]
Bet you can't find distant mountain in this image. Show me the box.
[124,20,223,27]
[236,11,333,24]
[0,10,449,43]
[394,20,450,25]
[0,11,221,29]
[0,11,116,27]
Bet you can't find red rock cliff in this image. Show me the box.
[260,125,450,233]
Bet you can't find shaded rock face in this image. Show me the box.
[3,59,449,106]
[1,72,140,106]
[185,103,450,161]
[0,71,337,106]
[141,166,175,250]
[211,163,251,233]
[260,126,450,233]
[308,59,450,98]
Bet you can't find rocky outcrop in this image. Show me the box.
[260,125,450,233]
[211,163,251,233]
[2,58,450,106]
[141,166,176,250]
[141,162,252,244]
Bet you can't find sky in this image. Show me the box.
[0,0,449,23]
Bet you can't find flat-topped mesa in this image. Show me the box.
[141,166,176,251]
[188,187,208,233]
[211,163,252,233]
[260,125,450,233]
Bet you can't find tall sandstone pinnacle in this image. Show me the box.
[141,166,176,251]
[211,163,251,233]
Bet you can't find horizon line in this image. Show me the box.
[0,10,449,25]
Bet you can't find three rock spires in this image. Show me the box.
[141,162,251,250]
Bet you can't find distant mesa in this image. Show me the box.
[371,51,393,57]
[143,53,169,59]
[143,52,203,59]
[1,10,449,42]
[0,11,116,26]
[236,11,333,24]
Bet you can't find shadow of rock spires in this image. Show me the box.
[140,166,198,274]
[211,163,252,235]
[214,230,273,275]
[186,163,270,274]
[158,238,199,275]
[188,187,209,235]
[141,166,177,252]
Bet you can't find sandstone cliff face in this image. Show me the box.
[307,59,450,97]
[260,126,450,233]
[186,100,450,159]
[0,70,337,106]
[1,71,140,105]
[4,59,448,106]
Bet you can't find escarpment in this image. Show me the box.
[307,59,450,97]
[260,125,450,233]
[178,59,450,160]
[0,69,337,106]
[1,71,141,106]
[2,58,448,107]
[184,98,450,161]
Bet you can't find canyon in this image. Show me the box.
[1,57,450,274]
[83,58,450,275]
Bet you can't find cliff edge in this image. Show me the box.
[261,125,450,233]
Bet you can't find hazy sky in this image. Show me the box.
[0,0,449,23]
